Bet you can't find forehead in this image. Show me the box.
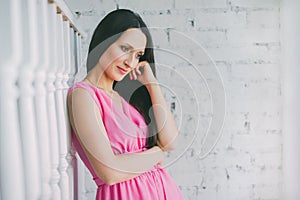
[116,28,147,50]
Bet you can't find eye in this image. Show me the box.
[121,45,130,52]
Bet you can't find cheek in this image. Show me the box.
[112,52,126,64]
[107,47,126,63]
[99,47,125,68]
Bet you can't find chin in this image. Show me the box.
[114,75,126,82]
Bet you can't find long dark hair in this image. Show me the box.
[87,9,158,148]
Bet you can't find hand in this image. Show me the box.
[129,61,156,85]
[152,146,165,166]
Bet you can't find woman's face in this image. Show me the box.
[98,28,147,81]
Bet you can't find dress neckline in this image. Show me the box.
[77,81,148,130]
[81,81,126,115]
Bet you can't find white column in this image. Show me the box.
[63,21,76,200]
[62,19,72,89]
[0,0,25,199]
[281,0,300,200]
[1,0,83,198]
[33,0,52,199]
[55,12,71,200]
[77,157,88,200]
[75,32,82,80]
[72,154,79,200]
[47,3,62,199]
[70,32,82,200]
[17,0,42,199]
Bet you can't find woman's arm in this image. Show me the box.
[131,61,179,152]
[67,88,164,186]
[145,81,179,151]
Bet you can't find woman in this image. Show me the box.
[67,9,184,199]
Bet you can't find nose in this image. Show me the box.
[124,53,138,69]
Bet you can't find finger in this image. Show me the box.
[132,69,137,80]
[135,66,142,75]
[129,72,133,80]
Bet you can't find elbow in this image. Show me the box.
[162,143,177,152]
[159,137,178,152]
[162,146,174,152]
[89,154,126,186]
[98,173,119,186]
[94,168,120,186]
[104,179,117,186]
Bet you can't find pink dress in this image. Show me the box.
[68,81,184,200]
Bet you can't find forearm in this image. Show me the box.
[93,146,163,185]
[145,81,179,151]
[114,146,163,173]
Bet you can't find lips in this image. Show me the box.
[117,66,128,74]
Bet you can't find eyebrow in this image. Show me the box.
[124,43,145,53]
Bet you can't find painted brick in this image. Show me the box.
[246,8,280,28]
[231,134,282,152]
[195,11,247,29]
[230,0,279,8]
[64,0,96,12]
[65,0,282,199]
[227,28,280,43]
[216,185,254,200]
[170,29,228,47]
[229,63,281,81]
[175,0,227,9]
[118,0,173,10]
[142,12,193,30]
[253,183,283,199]
[150,29,170,48]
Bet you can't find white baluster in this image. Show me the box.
[78,157,88,200]
[63,19,72,90]
[68,31,82,200]
[62,20,76,200]
[47,3,61,199]
[55,12,70,200]
[17,0,42,199]
[0,0,26,199]
[69,30,77,86]
[75,32,84,83]
[33,0,53,199]
[74,29,89,199]
[72,153,79,200]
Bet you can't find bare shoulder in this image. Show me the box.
[67,87,95,107]
[67,87,100,127]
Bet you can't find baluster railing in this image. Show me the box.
[33,0,52,199]
[55,11,70,200]
[78,158,88,200]
[47,3,62,199]
[70,31,82,200]
[0,0,26,199]
[73,28,89,200]
[17,0,42,199]
[62,19,75,200]
[63,17,72,89]
[1,0,84,199]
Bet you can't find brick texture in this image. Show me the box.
[65,0,282,199]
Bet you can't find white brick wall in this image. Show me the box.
[65,0,282,199]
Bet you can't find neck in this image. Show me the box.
[85,75,114,92]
